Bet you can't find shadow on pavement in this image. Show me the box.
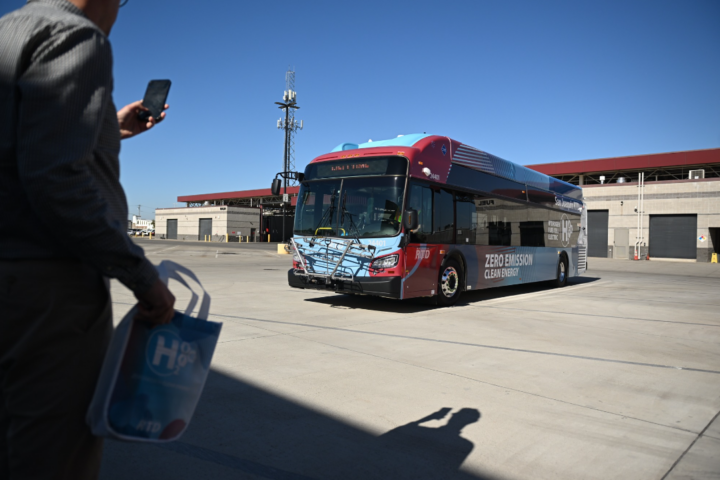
[100,370,497,480]
[304,276,602,312]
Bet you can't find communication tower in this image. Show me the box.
[276,69,303,187]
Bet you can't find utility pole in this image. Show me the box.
[275,68,303,242]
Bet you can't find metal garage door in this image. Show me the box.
[167,219,177,240]
[649,214,697,259]
[199,218,212,241]
[588,210,609,257]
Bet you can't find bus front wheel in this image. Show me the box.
[551,254,568,288]
[437,259,463,306]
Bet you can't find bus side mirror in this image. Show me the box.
[296,172,305,182]
[271,178,281,196]
[403,209,419,231]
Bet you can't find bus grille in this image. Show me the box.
[578,245,587,271]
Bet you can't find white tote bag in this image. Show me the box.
[87,260,222,442]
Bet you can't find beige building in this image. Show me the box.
[155,206,261,242]
[528,148,720,262]
[582,178,719,261]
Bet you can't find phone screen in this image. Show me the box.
[141,80,171,121]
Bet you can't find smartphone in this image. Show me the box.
[138,79,171,122]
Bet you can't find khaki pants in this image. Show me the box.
[0,259,113,480]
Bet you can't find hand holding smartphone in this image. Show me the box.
[138,80,171,122]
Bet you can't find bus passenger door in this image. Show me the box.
[403,244,439,298]
[402,183,439,298]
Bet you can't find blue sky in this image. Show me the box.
[3,0,719,219]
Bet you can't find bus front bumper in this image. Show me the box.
[287,269,401,299]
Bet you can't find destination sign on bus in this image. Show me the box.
[306,157,407,180]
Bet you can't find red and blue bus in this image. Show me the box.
[288,134,587,306]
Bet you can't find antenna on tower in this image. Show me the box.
[273,68,305,243]
[276,68,303,187]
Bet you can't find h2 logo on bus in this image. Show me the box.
[561,214,573,247]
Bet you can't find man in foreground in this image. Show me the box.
[0,0,175,477]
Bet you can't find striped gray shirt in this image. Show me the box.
[0,0,158,294]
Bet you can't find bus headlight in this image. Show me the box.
[370,254,399,269]
[292,251,302,263]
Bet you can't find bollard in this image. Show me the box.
[226,233,228,243]
[267,234,270,243]
[713,253,718,264]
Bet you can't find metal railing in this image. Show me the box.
[634,172,645,260]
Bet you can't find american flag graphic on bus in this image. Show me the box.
[451,143,561,193]
[451,144,496,174]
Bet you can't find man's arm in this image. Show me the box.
[16,27,173,323]
[412,407,452,425]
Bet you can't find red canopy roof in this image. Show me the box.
[526,148,720,175]
[178,186,301,203]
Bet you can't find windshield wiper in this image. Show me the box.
[312,190,337,236]
[340,191,362,242]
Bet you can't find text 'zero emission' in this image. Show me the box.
[485,254,533,268]
[484,253,533,279]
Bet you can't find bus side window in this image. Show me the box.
[473,197,490,246]
[431,188,454,244]
[408,183,433,243]
[484,199,512,246]
[456,194,476,244]
[521,205,548,247]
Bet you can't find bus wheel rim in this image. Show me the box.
[441,267,458,297]
[559,261,566,282]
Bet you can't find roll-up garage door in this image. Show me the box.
[167,219,177,239]
[588,210,609,257]
[649,214,697,259]
[199,218,212,241]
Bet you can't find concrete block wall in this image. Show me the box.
[583,178,720,261]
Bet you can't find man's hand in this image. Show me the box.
[425,407,452,422]
[413,407,452,425]
[134,278,176,325]
[117,100,169,140]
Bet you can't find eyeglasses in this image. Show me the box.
[120,0,129,6]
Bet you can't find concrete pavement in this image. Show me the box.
[101,244,720,480]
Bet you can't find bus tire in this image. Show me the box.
[551,254,568,288]
[437,259,463,306]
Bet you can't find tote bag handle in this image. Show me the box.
[156,260,211,320]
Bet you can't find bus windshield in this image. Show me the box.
[294,176,406,238]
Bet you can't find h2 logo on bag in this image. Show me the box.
[146,330,197,376]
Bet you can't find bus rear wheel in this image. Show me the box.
[437,259,463,306]
[551,254,568,288]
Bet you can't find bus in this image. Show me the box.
[286,133,587,306]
